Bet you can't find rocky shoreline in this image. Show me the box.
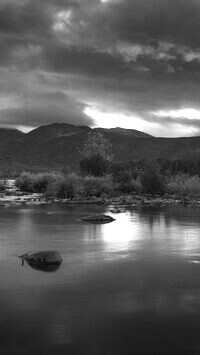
[65,194,199,208]
[0,180,198,208]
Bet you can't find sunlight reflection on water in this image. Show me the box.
[100,212,141,258]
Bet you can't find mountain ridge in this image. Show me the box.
[0,123,200,171]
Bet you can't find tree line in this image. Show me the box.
[16,132,200,197]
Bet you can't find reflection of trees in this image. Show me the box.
[129,207,165,236]
[129,205,200,229]
[85,223,103,241]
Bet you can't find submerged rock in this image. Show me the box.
[81,214,115,223]
[20,250,62,267]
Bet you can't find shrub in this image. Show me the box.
[113,169,132,184]
[140,161,166,195]
[16,172,62,194]
[0,180,6,192]
[112,169,133,193]
[114,177,142,194]
[133,177,142,193]
[55,180,75,199]
[166,174,200,195]
[80,154,109,177]
[15,172,34,192]
[82,175,113,197]
[45,173,82,199]
[112,163,131,182]
[32,173,51,193]
[45,179,64,198]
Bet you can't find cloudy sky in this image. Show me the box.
[1,0,200,136]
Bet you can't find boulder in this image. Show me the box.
[81,214,115,223]
[20,250,62,266]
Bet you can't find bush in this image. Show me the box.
[140,161,166,195]
[113,169,132,184]
[111,163,142,193]
[32,173,51,193]
[166,174,200,195]
[45,178,64,198]
[16,172,62,194]
[80,154,109,177]
[115,179,140,193]
[55,180,75,199]
[45,173,82,199]
[16,172,34,192]
[82,175,113,197]
[0,180,6,192]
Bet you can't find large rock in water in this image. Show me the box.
[81,214,115,223]
[20,251,62,266]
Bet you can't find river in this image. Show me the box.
[0,203,200,354]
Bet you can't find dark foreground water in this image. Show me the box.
[1,204,200,354]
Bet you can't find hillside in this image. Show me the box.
[0,128,24,149]
[94,127,152,138]
[0,123,200,171]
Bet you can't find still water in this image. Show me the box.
[1,204,200,354]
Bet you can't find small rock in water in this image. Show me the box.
[109,208,125,214]
[81,214,115,223]
[20,250,62,267]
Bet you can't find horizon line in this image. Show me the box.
[0,122,200,139]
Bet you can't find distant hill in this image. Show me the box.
[94,127,152,138]
[25,123,91,143]
[0,128,24,147]
[0,128,24,158]
[1,123,200,171]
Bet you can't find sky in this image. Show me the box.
[1,0,200,136]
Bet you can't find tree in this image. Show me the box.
[80,132,113,176]
[140,160,166,195]
[82,132,113,160]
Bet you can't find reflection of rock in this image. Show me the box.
[27,263,61,272]
[81,214,115,223]
[20,251,62,270]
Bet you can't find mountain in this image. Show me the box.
[94,127,152,138]
[24,123,91,143]
[0,128,24,148]
[1,123,200,172]
[0,128,25,158]
[12,124,155,168]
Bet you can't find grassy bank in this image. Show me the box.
[15,171,142,199]
[15,169,200,200]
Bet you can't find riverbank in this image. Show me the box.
[0,180,47,207]
[0,180,198,208]
[64,194,199,208]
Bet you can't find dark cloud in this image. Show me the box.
[97,0,200,47]
[0,0,200,135]
[0,91,93,128]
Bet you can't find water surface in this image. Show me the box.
[0,204,200,354]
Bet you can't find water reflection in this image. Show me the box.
[24,262,62,272]
[100,212,141,258]
[85,207,200,264]
[1,204,200,354]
